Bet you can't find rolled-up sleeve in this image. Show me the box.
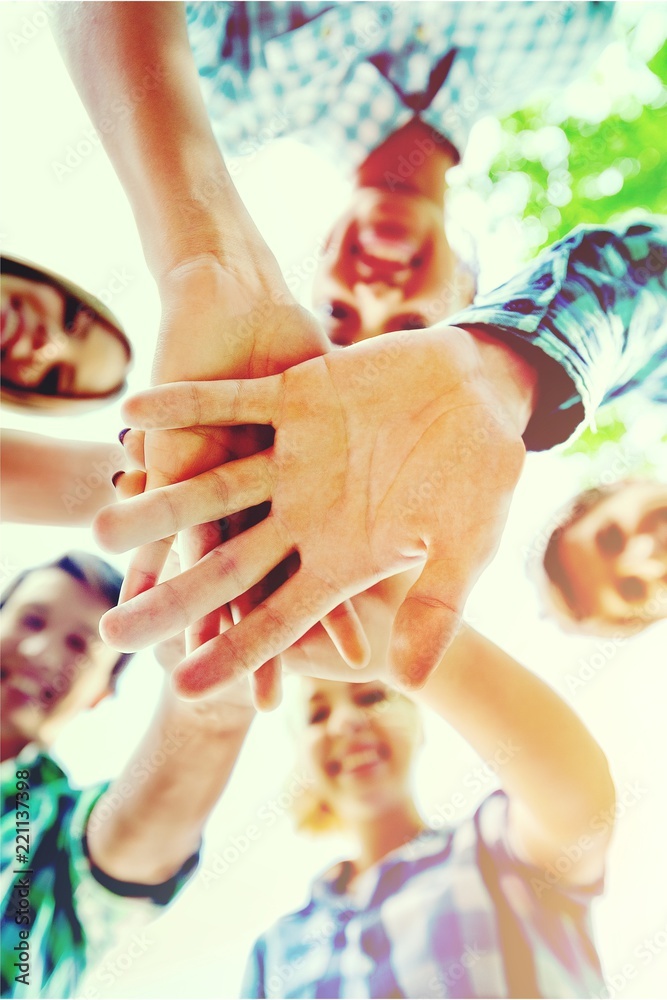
[447,217,667,450]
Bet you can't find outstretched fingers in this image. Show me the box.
[94,451,275,554]
[388,556,467,690]
[99,516,293,652]
[113,468,146,500]
[118,537,176,605]
[121,375,283,431]
[180,522,235,653]
[321,601,371,669]
[171,569,348,699]
[251,657,283,712]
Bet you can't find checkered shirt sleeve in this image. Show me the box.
[446,216,667,451]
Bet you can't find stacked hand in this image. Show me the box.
[97,324,531,699]
[105,253,369,709]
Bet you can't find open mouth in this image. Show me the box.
[1,678,41,710]
[354,225,424,284]
[1,666,49,707]
[326,742,390,778]
[1,302,25,356]
[358,224,422,264]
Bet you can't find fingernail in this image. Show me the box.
[111,471,124,488]
[118,428,130,445]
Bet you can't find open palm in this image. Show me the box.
[98,325,528,696]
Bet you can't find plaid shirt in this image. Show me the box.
[1,748,197,999]
[447,216,667,450]
[185,1,614,174]
[241,791,606,999]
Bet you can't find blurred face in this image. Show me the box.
[313,188,473,346]
[299,678,421,823]
[556,481,667,630]
[0,569,118,751]
[1,274,129,397]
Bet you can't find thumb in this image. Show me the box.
[388,556,465,690]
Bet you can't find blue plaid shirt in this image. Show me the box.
[241,791,605,999]
[447,216,667,450]
[185,1,614,174]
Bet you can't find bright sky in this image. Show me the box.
[1,3,667,998]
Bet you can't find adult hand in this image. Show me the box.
[104,254,369,708]
[283,572,422,685]
[97,325,535,695]
[55,1,367,707]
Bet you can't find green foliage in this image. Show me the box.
[468,28,667,457]
[564,412,631,458]
[483,37,667,256]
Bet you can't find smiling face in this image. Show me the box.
[312,188,474,345]
[0,569,119,755]
[548,481,667,632]
[1,273,129,398]
[298,678,422,827]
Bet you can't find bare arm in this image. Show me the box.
[1,428,122,526]
[86,681,254,883]
[51,2,311,373]
[412,625,615,886]
[52,2,354,701]
[52,1,266,283]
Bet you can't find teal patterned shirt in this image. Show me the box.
[1,748,197,999]
[447,216,667,450]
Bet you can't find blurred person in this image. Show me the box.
[235,572,615,998]
[185,2,616,340]
[1,256,131,405]
[0,551,254,998]
[1,255,132,526]
[137,572,617,997]
[539,478,667,635]
[54,5,667,705]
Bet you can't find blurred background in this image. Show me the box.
[1,3,666,997]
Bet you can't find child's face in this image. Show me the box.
[554,481,667,631]
[299,677,421,824]
[0,569,118,749]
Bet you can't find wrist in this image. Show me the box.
[161,682,256,736]
[457,324,539,437]
[141,148,279,284]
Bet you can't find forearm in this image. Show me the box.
[52,2,274,281]
[412,626,615,855]
[455,324,539,438]
[1,430,121,525]
[290,590,614,846]
[87,685,254,883]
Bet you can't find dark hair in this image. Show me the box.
[0,551,133,684]
[1,258,127,348]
